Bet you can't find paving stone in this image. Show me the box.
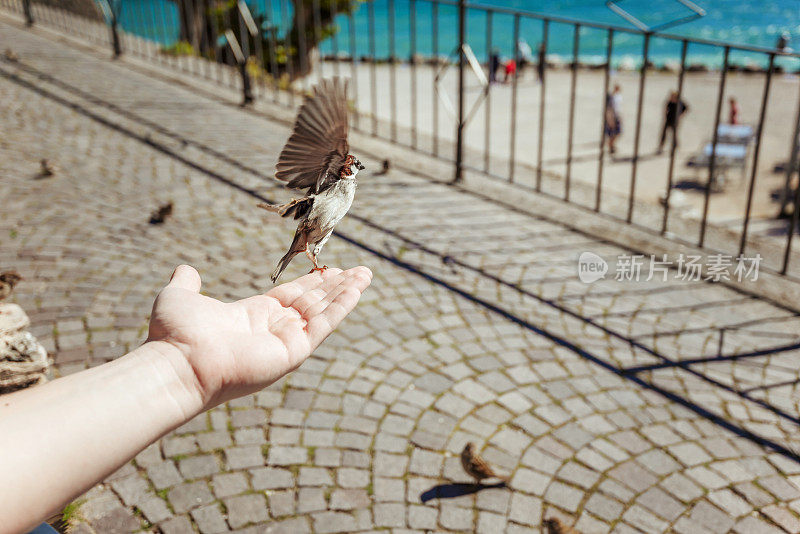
[330,489,371,510]
[544,482,584,513]
[268,489,296,518]
[190,504,229,534]
[311,511,358,533]
[179,455,220,480]
[160,516,195,534]
[226,493,269,528]
[762,504,800,533]
[226,446,265,470]
[297,487,327,513]
[250,467,295,490]
[212,472,249,498]
[136,495,173,524]
[167,481,215,514]
[147,461,183,490]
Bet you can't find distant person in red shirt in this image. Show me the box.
[503,59,516,83]
[729,97,740,125]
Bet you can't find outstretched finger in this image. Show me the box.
[302,267,371,319]
[291,269,358,318]
[168,265,202,293]
[305,267,372,348]
[265,268,343,308]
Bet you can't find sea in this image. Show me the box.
[118,0,800,70]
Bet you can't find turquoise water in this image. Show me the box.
[118,0,800,69]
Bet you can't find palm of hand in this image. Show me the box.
[147,265,372,409]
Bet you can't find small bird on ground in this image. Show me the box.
[374,158,390,176]
[0,271,23,301]
[38,158,56,178]
[149,202,173,224]
[4,48,18,62]
[258,78,364,283]
[461,442,508,484]
[543,517,581,534]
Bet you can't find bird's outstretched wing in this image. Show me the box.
[275,78,349,194]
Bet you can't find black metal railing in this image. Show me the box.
[3,0,800,280]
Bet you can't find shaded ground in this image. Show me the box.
[2,13,800,534]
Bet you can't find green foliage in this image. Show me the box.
[170,0,365,81]
[160,40,196,56]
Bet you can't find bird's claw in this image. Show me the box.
[309,265,328,274]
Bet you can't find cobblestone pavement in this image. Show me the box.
[3,16,800,534]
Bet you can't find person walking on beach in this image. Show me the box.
[488,49,500,84]
[537,42,546,82]
[729,97,740,125]
[605,84,622,155]
[503,58,517,83]
[658,91,688,153]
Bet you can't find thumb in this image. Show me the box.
[168,264,202,293]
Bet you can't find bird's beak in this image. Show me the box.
[357,162,365,171]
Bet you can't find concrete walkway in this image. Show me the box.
[2,14,800,533]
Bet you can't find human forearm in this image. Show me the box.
[0,341,200,533]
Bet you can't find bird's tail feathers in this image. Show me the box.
[270,249,299,283]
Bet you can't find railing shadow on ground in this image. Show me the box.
[3,41,800,465]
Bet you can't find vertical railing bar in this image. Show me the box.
[280,0,295,106]
[483,10,493,173]
[227,7,239,87]
[251,2,266,99]
[781,82,800,274]
[312,0,322,81]
[535,19,548,192]
[508,13,520,183]
[626,32,650,223]
[368,0,377,136]
[330,0,340,78]
[431,0,439,156]
[388,0,397,142]
[454,0,467,180]
[297,0,309,94]
[266,0,280,103]
[661,39,688,233]
[349,10,359,129]
[565,23,579,199]
[410,0,418,148]
[197,0,210,78]
[595,28,613,212]
[739,53,775,256]
[699,46,729,247]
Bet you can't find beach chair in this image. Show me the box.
[686,123,754,187]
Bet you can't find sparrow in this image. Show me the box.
[461,442,508,484]
[149,202,173,224]
[543,517,581,534]
[38,158,56,178]
[258,78,364,283]
[0,271,23,301]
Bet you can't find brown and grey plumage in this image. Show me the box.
[461,442,508,484]
[258,78,364,283]
[0,271,23,301]
[543,517,581,534]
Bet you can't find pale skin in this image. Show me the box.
[0,264,372,534]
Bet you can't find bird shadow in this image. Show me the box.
[420,481,507,503]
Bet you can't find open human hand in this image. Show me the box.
[146,264,372,413]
